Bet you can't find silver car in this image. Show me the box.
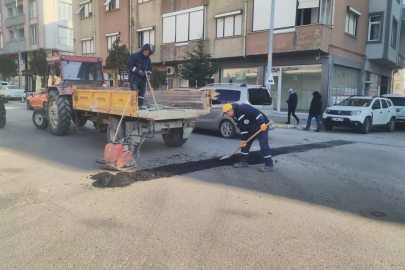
[197,83,275,138]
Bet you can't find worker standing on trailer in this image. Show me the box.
[223,103,274,172]
[127,44,153,109]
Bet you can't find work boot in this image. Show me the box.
[139,105,148,110]
[260,165,274,172]
[233,162,248,168]
[303,127,310,131]
[285,122,290,124]
[315,129,321,132]
[297,119,300,125]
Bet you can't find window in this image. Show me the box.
[105,0,119,11]
[248,88,272,105]
[163,6,204,44]
[62,61,103,81]
[0,13,2,27]
[222,68,258,84]
[107,34,119,51]
[372,100,381,110]
[58,27,73,45]
[216,11,242,38]
[319,0,333,26]
[59,2,72,21]
[0,33,3,50]
[381,99,388,109]
[254,0,297,31]
[391,17,398,49]
[8,7,14,17]
[30,25,38,44]
[386,100,393,107]
[138,0,150,3]
[211,90,241,105]
[368,15,382,42]
[346,11,358,37]
[138,29,155,48]
[78,2,93,19]
[29,0,37,19]
[82,39,94,54]
[17,5,23,15]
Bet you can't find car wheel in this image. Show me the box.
[360,117,371,134]
[386,117,396,132]
[27,101,33,110]
[325,123,333,131]
[32,109,49,129]
[219,120,236,139]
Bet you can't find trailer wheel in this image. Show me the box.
[47,90,72,136]
[107,118,126,143]
[78,119,87,127]
[33,109,48,129]
[162,128,188,147]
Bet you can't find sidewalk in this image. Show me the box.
[273,113,323,131]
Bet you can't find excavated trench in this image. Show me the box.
[92,140,354,188]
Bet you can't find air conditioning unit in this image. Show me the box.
[167,66,175,76]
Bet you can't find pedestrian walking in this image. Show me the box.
[127,44,153,109]
[285,89,300,125]
[223,103,274,172]
[304,91,322,132]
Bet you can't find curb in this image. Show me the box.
[275,124,318,131]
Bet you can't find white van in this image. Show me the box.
[383,94,405,123]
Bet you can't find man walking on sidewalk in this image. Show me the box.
[223,103,274,172]
[304,91,323,132]
[286,89,300,125]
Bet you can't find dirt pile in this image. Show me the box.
[91,140,354,188]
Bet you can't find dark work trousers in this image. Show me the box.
[240,129,273,166]
[287,107,299,124]
[130,82,146,106]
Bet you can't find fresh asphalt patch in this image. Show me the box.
[92,140,355,188]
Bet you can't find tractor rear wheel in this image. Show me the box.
[47,90,72,136]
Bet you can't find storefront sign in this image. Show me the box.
[120,70,128,75]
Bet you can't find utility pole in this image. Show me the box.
[265,0,276,89]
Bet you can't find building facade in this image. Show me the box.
[72,0,130,87]
[0,0,74,91]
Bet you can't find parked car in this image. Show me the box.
[0,96,6,128]
[1,85,24,100]
[383,94,405,123]
[0,85,12,103]
[322,96,397,134]
[27,88,48,110]
[1,81,9,86]
[198,83,275,138]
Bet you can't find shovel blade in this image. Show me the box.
[219,155,231,161]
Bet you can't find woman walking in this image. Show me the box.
[304,91,322,132]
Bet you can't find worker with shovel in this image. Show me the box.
[127,44,153,110]
[223,104,274,172]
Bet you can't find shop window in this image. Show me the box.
[332,65,359,105]
[221,68,258,85]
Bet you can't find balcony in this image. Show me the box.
[4,37,26,54]
[160,40,208,62]
[5,13,25,28]
[246,24,332,56]
[4,0,22,5]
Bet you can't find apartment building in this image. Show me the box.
[72,0,130,86]
[132,0,405,114]
[0,0,73,91]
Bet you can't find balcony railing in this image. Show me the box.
[59,37,73,46]
[4,0,22,5]
[7,37,25,43]
[5,13,25,27]
[59,12,72,21]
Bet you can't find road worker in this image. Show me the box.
[223,103,274,172]
[127,44,153,109]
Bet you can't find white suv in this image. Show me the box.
[322,96,397,134]
[383,94,405,123]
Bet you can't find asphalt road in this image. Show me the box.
[1,101,405,270]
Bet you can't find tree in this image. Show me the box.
[178,41,220,88]
[106,37,130,85]
[0,55,18,81]
[150,68,167,90]
[29,48,48,87]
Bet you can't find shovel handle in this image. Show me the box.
[145,71,159,109]
[229,121,272,157]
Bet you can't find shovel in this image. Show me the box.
[219,121,273,161]
[145,71,159,110]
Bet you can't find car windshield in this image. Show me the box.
[8,86,21,89]
[387,97,405,106]
[338,98,372,107]
[248,88,272,105]
[62,61,103,81]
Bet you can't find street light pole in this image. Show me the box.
[265,0,276,89]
